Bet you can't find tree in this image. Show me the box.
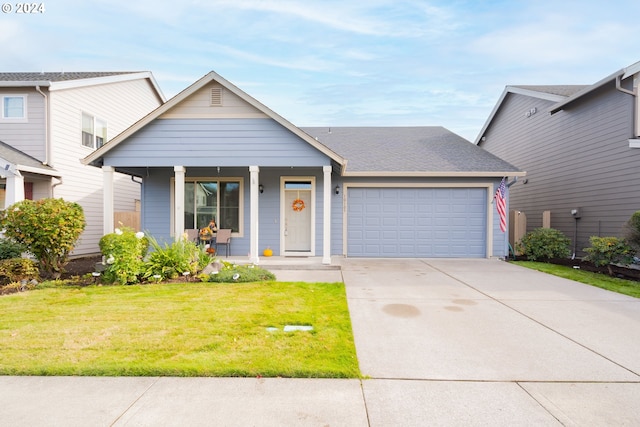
[0,198,86,278]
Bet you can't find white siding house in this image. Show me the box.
[0,72,165,255]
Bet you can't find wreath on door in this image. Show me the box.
[292,198,305,212]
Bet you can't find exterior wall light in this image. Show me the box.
[259,184,264,194]
[335,185,340,195]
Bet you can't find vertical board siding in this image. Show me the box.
[104,118,330,167]
[48,78,162,255]
[0,89,46,160]
[481,84,640,256]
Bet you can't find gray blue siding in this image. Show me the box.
[105,118,331,167]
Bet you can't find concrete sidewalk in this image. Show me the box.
[2,258,640,426]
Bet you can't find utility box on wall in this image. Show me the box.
[509,210,527,254]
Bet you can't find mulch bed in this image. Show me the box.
[61,255,103,279]
[513,256,640,282]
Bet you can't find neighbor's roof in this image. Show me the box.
[476,60,640,144]
[0,71,165,100]
[509,85,588,98]
[0,140,60,177]
[0,71,138,82]
[473,85,587,145]
[303,127,524,177]
[549,60,640,113]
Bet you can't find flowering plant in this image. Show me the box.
[98,226,149,285]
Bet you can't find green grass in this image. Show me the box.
[0,281,360,378]
[512,261,640,298]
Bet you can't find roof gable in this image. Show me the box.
[83,71,345,168]
[474,85,583,145]
[159,81,268,119]
[478,60,640,144]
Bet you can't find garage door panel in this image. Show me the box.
[347,187,487,258]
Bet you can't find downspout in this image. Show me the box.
[34,85,50,166]
[616,75,639,138]
[35,85,56,197]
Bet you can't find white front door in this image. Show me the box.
[282,179,314,254]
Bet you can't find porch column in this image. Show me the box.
[249,166,260,264]
[174,166,185,240]
[4,168,24,207]
[103,166,114,235]
[322,166,332,264]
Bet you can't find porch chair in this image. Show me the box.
[184,229,199,243]
[215,229,232,257]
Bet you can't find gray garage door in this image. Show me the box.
[347,187,487,257]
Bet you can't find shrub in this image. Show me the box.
[0,258,40,285]
[0,239,26,260]
[99,227,149,285]
[583,236,633,275]
[0,198,85,278]
[201,262,276,283]
[516,228,571,261]
[143,236,210,281]
[623,210,640,253]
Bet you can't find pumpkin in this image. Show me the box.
[263,248,273,257]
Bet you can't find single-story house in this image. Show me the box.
[83,71,523,263]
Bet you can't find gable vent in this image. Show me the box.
[210,87,223,106]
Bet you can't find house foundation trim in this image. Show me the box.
[174,166,185,240]
[102,166,114,235]
[249,166,260,264]
[322,165,332,264]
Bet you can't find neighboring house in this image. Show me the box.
[83,71,523,263]
[476,60,640,256]
[0,72,165,255]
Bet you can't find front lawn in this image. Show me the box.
[512,261,640,298]
[0,281,360,378]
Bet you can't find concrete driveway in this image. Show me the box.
[343,258,640,425]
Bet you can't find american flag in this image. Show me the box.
[494,178,507,233]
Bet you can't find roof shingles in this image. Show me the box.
[302,127,520,174]
[0,71,140,82]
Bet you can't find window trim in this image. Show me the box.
[171,177,244,237]
[1,94,27,123]
[81,112,108,149]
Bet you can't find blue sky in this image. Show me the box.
[2,0,639,141]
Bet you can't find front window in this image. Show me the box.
[81,112,107,149]
[1,95,26,121]
[184,179,242,233]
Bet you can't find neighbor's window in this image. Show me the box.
[1,95,26,121]
[81,112,107,149]
[184,179,242,233]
